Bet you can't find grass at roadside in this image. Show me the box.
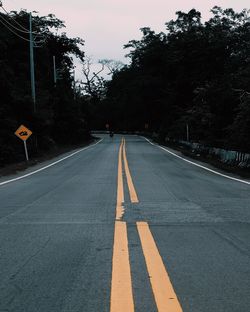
[0,137,98,177]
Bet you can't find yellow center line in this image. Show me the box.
[110,138,134,312]
[111,138,182,312]
[116,139,125,220]
[110,221,134,312]
[122,139,139,203]
[137,222,183,312]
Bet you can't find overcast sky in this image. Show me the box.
[3,0,250,78]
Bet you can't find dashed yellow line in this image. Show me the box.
[137,222,183,312]
[123,139,139,203]
[115,139,125,220]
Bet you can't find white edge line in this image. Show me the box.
[0,139,103,186]
[142,136,250,186]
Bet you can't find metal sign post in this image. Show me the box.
[23,141,29,161]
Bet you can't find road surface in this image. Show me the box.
[0,135,250,312]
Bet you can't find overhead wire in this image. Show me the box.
[0,8,47,45]
[0,5,29,31]
[0,15,31,42]
[0,5,46,35]
[0,12,31,34]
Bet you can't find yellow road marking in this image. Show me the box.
[111,139,134,311]
[137,222,183,312]
[110,221,134,312]
[122,139,139,203]
[116,139,125,220]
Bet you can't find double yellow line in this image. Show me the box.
[115,138,138,221]
[111,138,135,311]
[110,138,183,312]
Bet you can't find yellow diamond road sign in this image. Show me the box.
[15,125,32,141]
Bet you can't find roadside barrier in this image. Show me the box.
[176,140,250,168]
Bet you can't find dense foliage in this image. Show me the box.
[0,10,90,165]
[103,7,250,152]
[1,6,250,167]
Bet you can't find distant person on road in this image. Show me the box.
[109,131,114,138]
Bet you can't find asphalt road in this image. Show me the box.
[0,135,250,312]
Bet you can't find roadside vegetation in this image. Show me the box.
[0,9,90,166]
[101,7,250,154]
[1,6,250,168]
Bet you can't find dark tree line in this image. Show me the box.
[102,7,250,152]
[0,10,90,165]
[1,7,250,167]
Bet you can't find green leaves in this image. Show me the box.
[0,10,89,165]
[103,7,250,151]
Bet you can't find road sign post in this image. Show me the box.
[15,125,33,161]
[23,141,29,161]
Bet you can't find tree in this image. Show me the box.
[0,9,89,165]
[229,93,250,152]
[102,7,250,151]
[99,59,124,75]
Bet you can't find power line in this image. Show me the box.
[0,5,45,35]
[0,16,31,42]
[0,5,30,32]
[0,5,31,32]
[0,11,32,34]
[0,13,46,44]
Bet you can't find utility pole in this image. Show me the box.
[186,123,190,142]
[73,69,76,100]
[53,55,57,87]
[29,13,36,113]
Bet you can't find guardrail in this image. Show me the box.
[177,140,250,168]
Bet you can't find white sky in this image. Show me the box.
[2,0,250,79]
